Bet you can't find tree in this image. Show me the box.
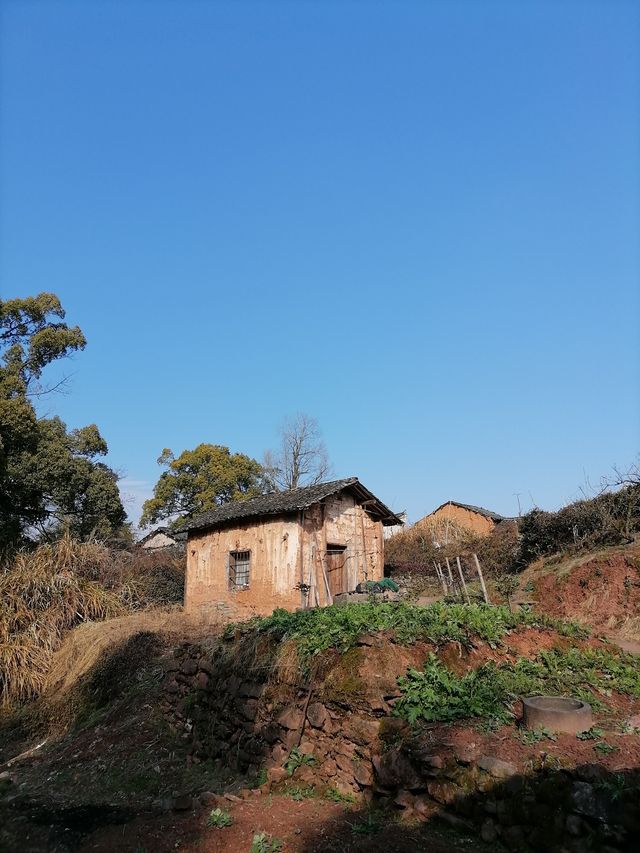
[263,413,332,491]
[140,444,265,528]
[0,293,127,551]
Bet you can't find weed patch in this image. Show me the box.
[226,602,586,676]
[395,646,640,725]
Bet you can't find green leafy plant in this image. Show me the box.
[395,647,640,725]
[577,726,605,741]
[207,807,233,828]
[594,741,618,755]
[351,812,383,836]
[251,832,283,853]
[517,727,557,745]
[285,747,316,776]
[286,784,316,801]
[226,601,589,678]
[324,787,356,804]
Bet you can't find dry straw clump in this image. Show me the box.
[0,536,184,706]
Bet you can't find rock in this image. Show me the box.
[198,658,214,676]
[239,681,264,699]
[501,825,526,851]
[353,760,374,788]
[394,789,414,809]
[295,767,317,785]
[373,747,422,790]
[453,743,479,765]
[238,699,258,721]
[421,754,444,771]
[198,791,219,806]
[277,707,303,731]
[626,713,640,730]
[477,755,518,779]
[343,716,380,746]
[270,744,288,765]
[165,679,180,694]
[335,753,354,774]
[224,793,242,803]
[426,780,460,806]
[197,672,210,690]
[413,795,435,818]
[260,722,282,744]
[320,758,338,778]
[171,794,193,811]
[267,767,287,785]
[306,703,329,730]
[570,781,608,822]
[181,659,198,676]
[566,814,583,836]
[481,818,498,843]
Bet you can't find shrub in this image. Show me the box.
[0,536,184,706]
[518,483,640,565]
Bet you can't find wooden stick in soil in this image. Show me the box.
[434,560,447,596]
[445,557,458,599]
[296,685,315,748]
[473,553,491,604]
[456,555,471,604]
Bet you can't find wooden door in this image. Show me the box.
[325,546,347,596]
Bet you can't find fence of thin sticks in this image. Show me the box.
[432,552,490,604]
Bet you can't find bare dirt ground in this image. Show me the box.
[3,549,640,853]
[521,540,640,643]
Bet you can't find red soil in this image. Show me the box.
[531,547,640,638]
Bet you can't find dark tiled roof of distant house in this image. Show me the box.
[180,477,403,534]
[137,526,187,545]
[431,501,508,522]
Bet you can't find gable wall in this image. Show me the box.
[419,503,497,537]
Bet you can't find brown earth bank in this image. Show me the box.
[2,610,640,853]
[523,541,640,642]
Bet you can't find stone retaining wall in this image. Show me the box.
[162,641,639,852]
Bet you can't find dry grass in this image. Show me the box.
[0,536,185,707]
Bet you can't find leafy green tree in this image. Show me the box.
[141,444,265,528]
[0,293,127,551]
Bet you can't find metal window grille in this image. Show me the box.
[229,550,250,588]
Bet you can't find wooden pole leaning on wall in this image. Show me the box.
[473,553,491,605]
[455,556,471,604]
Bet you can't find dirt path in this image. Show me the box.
[81,794,481,853]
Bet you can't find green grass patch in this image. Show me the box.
[394,646,640,725]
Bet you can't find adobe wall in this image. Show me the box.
[185,514,304,621]
[420,504,497,538]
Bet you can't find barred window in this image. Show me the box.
[229,550,251,588]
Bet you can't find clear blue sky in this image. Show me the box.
[1,0,638,527]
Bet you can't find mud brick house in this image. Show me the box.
[417,500,508,544]
[181,477,402,621]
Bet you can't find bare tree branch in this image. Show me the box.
[264,413,333,491]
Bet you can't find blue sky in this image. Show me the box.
[1,0,638,527]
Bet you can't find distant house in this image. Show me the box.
[138,527,187,552]
[181,477,403,621]
[416,501,508,544]
[383,511,407,540]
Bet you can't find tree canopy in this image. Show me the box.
[0,293,127,551]
[140,444,266,528]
